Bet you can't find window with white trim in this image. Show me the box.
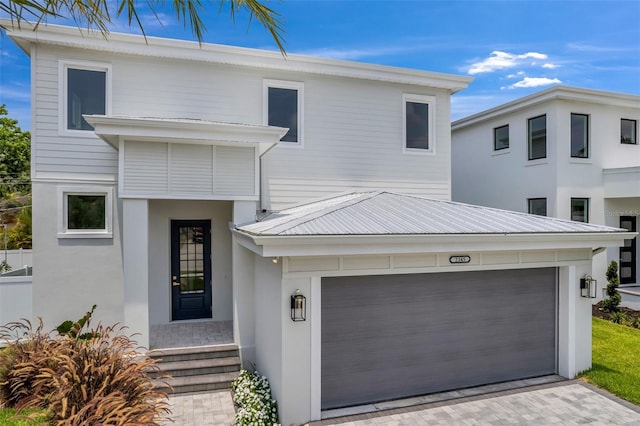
[494,124,509,151]
[403,94,435,154]
[264,80,304,145]
[59,61,111,134]
[58,187,113,238]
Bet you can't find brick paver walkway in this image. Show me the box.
[163,390,235,426]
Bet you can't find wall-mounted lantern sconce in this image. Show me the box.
[272,257,279,264]
[290,289,306,322]
[580,275,597,298]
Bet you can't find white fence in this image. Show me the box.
[0,275,32,327]
[1,249,33,271]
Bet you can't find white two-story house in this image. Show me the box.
[4,22,632,424]
[452,86,640,293]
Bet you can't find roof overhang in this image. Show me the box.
[84,115,287,155]
[232,229,635,257]
[1,19,472,93]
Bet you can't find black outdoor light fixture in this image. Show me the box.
[290,289,306,322]
[580,275,597,299]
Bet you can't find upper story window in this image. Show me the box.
[570,113,589,158]
[528,198,547,216]
[570,198,589,223]
[528,115,546,160]
[60,61,111,135]
[494,125,509,151]
[403,94,435,154]
[621,118,637,144]
[57,186,113,238]
[264,80,304,146]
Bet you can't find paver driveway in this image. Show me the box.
[163,380,640,425]
[313,381,640,426]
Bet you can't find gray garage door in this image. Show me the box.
[321,268,557,410]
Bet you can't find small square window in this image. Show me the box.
[528,198,547,216]
[570,198,589,223]
[528,115,547,160]
[264,80,304,146]
[58,187,113,238]
[494,125,509,150]
[570,113,589,158]
[621,119,637,144]
[403,94,435,154]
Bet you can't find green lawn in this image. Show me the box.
[0,408,50,426]
[580,317,640,405]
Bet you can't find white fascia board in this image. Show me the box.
[452,85,640,130]
[2,20,472,92]
[84,115,287,150]
[231,230,636,257]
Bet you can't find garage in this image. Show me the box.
[321,268,557,410]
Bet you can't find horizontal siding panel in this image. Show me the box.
[170,144,214,194]
[214,146,255,196]
[123,142,168,193]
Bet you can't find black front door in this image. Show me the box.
[171,220,212,320]
[620,216,637,284]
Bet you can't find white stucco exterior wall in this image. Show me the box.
[31,182,124,330]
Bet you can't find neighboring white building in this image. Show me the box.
[452,86,640,293]
[4,22,633,425]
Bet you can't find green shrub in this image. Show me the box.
[231,369,279,426]
[610,311,627,325]
[0,314,170,425]
[601,261,621,314]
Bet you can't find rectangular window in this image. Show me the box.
[494,125,509,150]
[403,94,435,153]
[619,216,637,284]
[67,69,106,130]
[60,61,110,134]
[570,113,589,158]
[570,198,589,223]
[58,187,113,238]
[621,118,637,144]
[528,115,547,160]
[528,198,547,216]
[264,80,303,145]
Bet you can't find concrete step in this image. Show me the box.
[149,343,239,363]
[151,356,241,378]
[154,371,240,394]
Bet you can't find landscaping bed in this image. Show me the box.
[592,301,640,327]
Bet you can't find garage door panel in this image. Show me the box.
[321,268,556,410]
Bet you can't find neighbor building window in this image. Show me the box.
[528,198,547,216]
[494,125,509,150]
[570,113,589,158]
[59,61,111,133]
[264,80,304,145]
[621,118,637,144]
[570,198,589,223]
[58,187,113,238]
[403,94,435,153]
[528,115,547,160]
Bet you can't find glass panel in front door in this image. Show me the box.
[178,225,205,294]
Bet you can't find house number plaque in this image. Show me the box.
[449,255,471,264]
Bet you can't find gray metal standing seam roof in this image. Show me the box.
[237,192,625,236]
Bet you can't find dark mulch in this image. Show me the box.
[592,300,640,325]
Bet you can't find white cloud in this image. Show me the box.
[466,51,549,74]
[542,63,559,69]
[506,77,562,89]
[506,71,525,78]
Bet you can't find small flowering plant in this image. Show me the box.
[231,369,280,426]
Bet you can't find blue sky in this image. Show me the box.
[1,0,639,130]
